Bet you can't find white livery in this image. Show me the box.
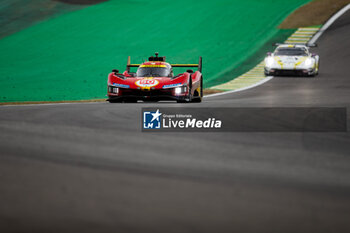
[264,44,319,77]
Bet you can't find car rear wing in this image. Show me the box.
[172,57,202,72]
[126,55,202,72]
[126,56,140,72]
[273,43,318,47]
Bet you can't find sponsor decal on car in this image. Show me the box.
[162,83,182,89]
[135,78,159,88]
[112,83,130,88]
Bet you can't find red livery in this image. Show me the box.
[107,53,203,103]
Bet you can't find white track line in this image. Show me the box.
[204,76,273,98]
[309,3,350,44]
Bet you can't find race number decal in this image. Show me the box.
[135,79,159,88]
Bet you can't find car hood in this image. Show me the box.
[274,55,308,63]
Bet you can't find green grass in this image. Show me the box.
[0,0,310,102]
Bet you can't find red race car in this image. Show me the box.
[107,53,203,103]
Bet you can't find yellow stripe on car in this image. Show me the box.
[274,56,283,69]
[294,57,307,68]
[140,65,167,68]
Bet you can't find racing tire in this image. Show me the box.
[264,71,272,76]
[316,59,320,76]
[308,68,317,78]
[192,76,203,103]
[177,91,192,103]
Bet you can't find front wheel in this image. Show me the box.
[264,71,273,76]
[308,67,317,78]
[177,92,192,103]
[192,77,203,103]
[177,89,192,103]
[315,59,320,75]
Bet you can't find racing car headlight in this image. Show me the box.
[265,57,274,67]
[304,58,313,66]
[175,87,182,94]
[109,86,119,94]
[175,85,187,94]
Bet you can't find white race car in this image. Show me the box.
[264,44,319,77]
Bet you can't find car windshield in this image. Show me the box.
[275,48,308,56]
[136,67,171,77]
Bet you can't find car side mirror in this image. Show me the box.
[112,69,119,74]
[267,52,272,56]
[186,69,193,73]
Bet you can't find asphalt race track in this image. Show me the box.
[1,10,350,233]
